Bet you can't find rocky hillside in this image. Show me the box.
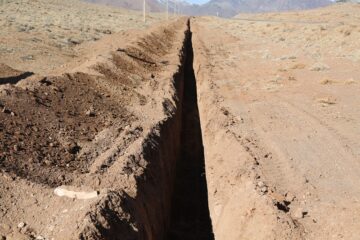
[183,0,333,17]
[84,0,166,12]
[84,0,333,17]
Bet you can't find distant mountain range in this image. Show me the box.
[184,0,333,17]
[84,0,165,12]
[83,0,333,18]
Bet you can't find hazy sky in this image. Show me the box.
[186,0,209,4]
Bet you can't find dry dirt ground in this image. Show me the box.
[1,1,360,240]
[192,3,360,240]
[0,0,162,75]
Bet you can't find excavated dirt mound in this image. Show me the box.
[0,72,132,186]
[0,18,194,240]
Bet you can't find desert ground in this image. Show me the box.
[1,1,360,240]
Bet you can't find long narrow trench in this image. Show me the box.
[166,29,214,240]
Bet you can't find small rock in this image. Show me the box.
[102,29,112,34]
[1,107,11,114]
[343,30,351,36]
[293,208,308,219]
[20,225,29,234]
[257,181,265,188]
[285,192,296,203]
[58,175,65,181]
[85,107,95,117]
[67,142,80,154]
[36,236,45,240]
[67,37,82,45]
[44,158,51,166]
[17,222,25,229]
[13,145,19,152]
[261,186,268,193]
[21,55,34,61]
[303,177,309,184]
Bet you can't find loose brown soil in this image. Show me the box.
[0,72,133,186]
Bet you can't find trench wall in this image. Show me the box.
[78,20,191,240]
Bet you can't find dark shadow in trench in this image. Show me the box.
[166,31,215,240]
[0,72,33,85]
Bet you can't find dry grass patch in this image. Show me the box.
[291,63,306,69]
[316,97,337,105]
[320,79,336,85]
[345,78,356,85]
